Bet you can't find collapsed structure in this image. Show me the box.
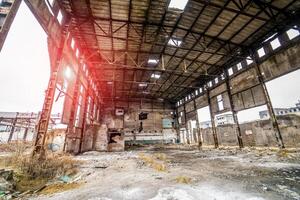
[0,0,300,154]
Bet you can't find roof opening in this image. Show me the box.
[257,47,265,58]
[237,62,242,70]
[168,38,182,47]
[139,83,147,87]
[168,0,188,10]
[57,10,63,24]
[286,27,300,40]
[148,59,158,65]
[228,67,233,76]
[151,73,160,79]
[270,38,281,50]
[246,56,253,65]
[71,38,75,49]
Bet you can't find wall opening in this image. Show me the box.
[0,2,54,142]
[265,69,300,147]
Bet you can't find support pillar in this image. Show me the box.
[175,107,181,143]
[183,103,190,144]
[252,52,285,148]
[79,84,90,153]
[63,68,81,153]
[193,99,202,149]
[33,31,69,157]
[207,89,219,148]
[8,112,18,143]
[23,128,28,141]
[224,70,243,148]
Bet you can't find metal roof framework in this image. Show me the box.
[58,0,300,103]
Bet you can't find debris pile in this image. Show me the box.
[138,153,168,172]
[0,169,15,199]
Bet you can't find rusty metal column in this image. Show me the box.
[207,89,219,148]
[8,112,18,143]
[33,31,69,156]
[0,0,21,52]
[175,107,181,143]
[23,118,31,141]
[224,70,243,148]
[193,99,202,149]
[183,102,190,144]
[252,52,284,148]
[63,68,81,152]
[79,83,90,153]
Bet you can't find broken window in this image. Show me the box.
[71,38,75,49]
[228,67,233,76]
[207,81,212,88]
[217,94,224,111]
[214,77,219,84]
[168,0,188,10]
[270,38,281,50]
[168,38,182,47]
[220,73,225,80]
[246,56,253,65]
[151,73,160,79]
[48,0,55,6]
[237,62,242,70]
[286,27,300,40]
[75,48,80,58]
[45,0,54,15]
[57,10,63,24]
[257,47,265,58]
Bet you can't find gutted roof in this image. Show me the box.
[59,0,300,102]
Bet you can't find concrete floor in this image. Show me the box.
[32,145,300,200]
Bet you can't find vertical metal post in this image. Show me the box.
[175,107,181,143]
[207,89,219,148]
[33,31,69,157]
[79,84,90,153]
[0,0,21,52]
[183,102,190,144]
[193,99,202,149]
[252,52,285,148]
[224,70,244,148]
[64,68,81,152]
[8,112,18,143]
[23,127,29,142]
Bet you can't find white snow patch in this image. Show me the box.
[149,185,266,200]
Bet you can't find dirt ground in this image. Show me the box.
[22,145,299,200]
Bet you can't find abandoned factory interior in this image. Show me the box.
[1,0,300,199]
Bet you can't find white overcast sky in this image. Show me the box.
[0,2,300,121]
[0,2,49,113]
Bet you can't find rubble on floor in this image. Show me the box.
[0,145,84,199]
[24,145,300,200]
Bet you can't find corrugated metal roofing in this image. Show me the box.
[60,0,300,102]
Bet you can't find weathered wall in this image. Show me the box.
[198,115,300,147]
[100,100,177,145]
